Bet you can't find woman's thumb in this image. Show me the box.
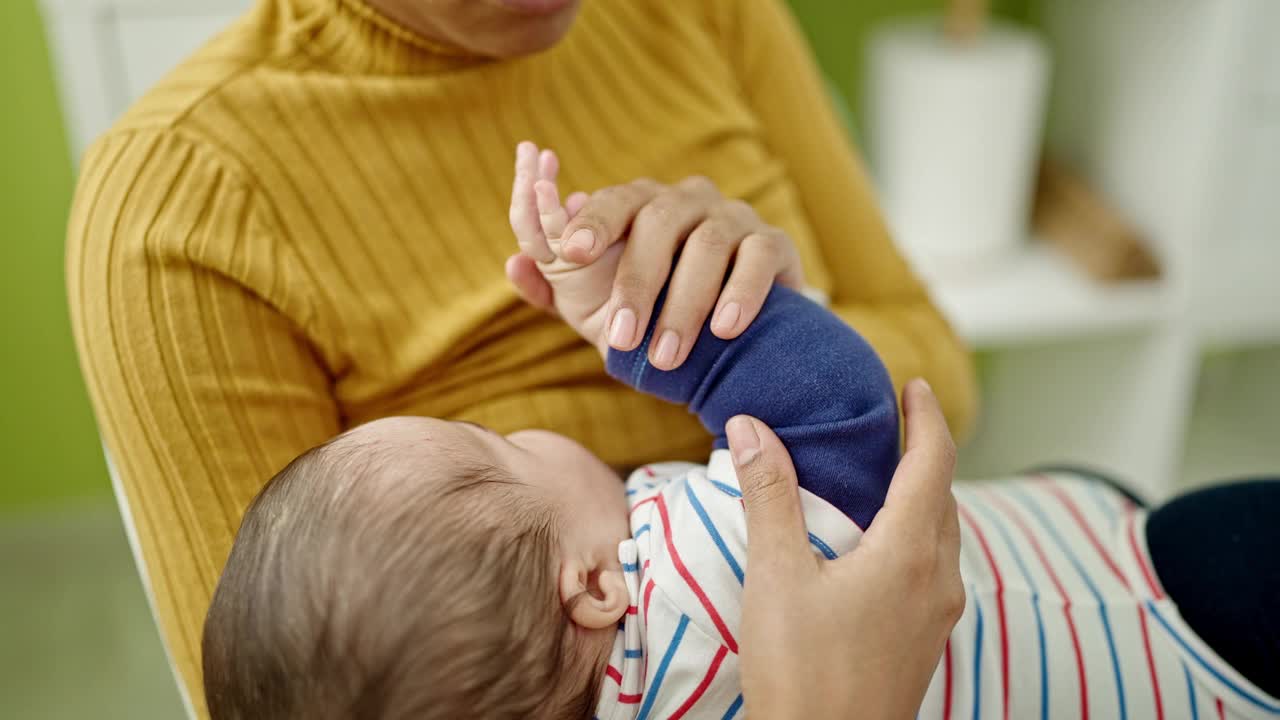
[727,416,811,568]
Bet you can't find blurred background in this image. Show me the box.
[2,0,1277,716]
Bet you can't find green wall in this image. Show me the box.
[0,0,107,511]
[787,0,1033,128]
[0,0,1032,512]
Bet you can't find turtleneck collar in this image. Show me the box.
[277,0,494,74]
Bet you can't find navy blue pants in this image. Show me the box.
[1146,478,1280,697]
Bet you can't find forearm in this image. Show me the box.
[607,285,899,528]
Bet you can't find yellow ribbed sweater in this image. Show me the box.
[67,0,976,711]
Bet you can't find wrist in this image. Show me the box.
[534,258,613,359]
[580,306,611,361]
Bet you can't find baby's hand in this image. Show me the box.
[509,142,623,357]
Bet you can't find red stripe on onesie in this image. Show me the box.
[1126,509,1165,600]
[1042,479,1165,720]
[667,645,730,719]
[986,491,1090,719]
[959,506,1010,720]
[654,494,738,653]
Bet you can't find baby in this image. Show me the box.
[202,151,1272,720]
[201,145,899,718]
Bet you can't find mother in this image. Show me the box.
[66,0,976,712]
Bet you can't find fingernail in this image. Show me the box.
[712,302,741,334]
[726,416,760,466]
[654,329,679,368]
[913,378,932,394]
[608,308,636,348]
[566,228,595,255]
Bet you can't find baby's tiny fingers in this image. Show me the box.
[515,141,539,182]
[511,142,555,262]
[538,148,559,182]
[535,179,569,242]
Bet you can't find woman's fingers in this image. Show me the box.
[648,211,752,368]
[544,172,806,358]
[940,492,965,608]
[869,379,958,548]
[734,389,960,720]
[557,178,661,265]
[774,243,807,290]
[728,416,815,575]
[896,378,958,511]
[827,379,964,630]
[509,142,555,262]
[604,178,721,350]
[709,227,795,339]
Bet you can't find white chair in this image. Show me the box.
[103,445,199,718]
[42,1,250,715]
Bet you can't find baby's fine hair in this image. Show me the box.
[202,431,599,719]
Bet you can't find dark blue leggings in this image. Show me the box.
[1145,478,1280,697]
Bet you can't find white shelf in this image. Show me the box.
[925,243,1171,348]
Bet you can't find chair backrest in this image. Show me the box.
[39,0,250,161]
[103,444,199,718]
[41,1,250,715]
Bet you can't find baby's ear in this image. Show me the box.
[559,558,629,630]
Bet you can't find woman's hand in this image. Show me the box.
[506,145,624,358]
[728,379,965,720]
[508,142,805,370]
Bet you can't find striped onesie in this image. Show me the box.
[593,286,1280,720]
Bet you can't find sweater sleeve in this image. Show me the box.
[710,0,979,441]
[608,285,898,529]
[66,129,340,711]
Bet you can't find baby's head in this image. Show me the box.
[202,417,633,720]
